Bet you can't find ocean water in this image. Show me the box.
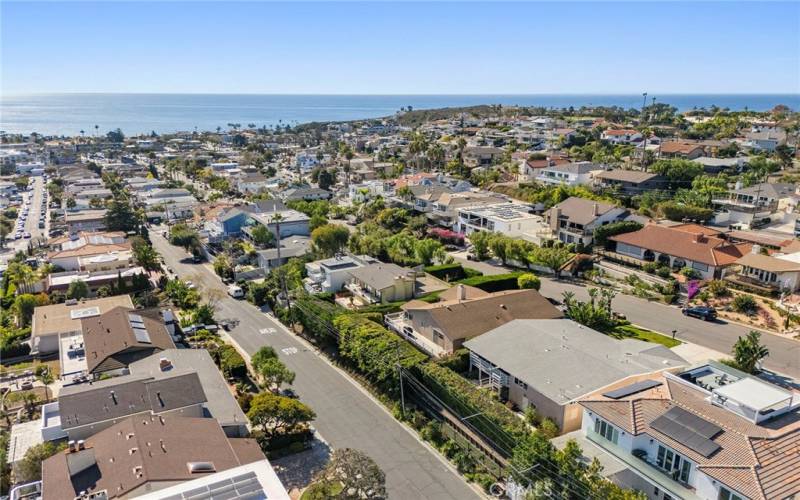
[1,93,797,136]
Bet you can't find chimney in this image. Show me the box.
[592,203,599,216]
[159,357,172,371]
[457,284,466,302]
[66,445,96,477]
[549,207,561,231]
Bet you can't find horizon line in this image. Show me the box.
[4,91,799,98]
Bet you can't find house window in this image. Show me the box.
[655,445,691,483]
[718,486,745,500]
[593,418,618,444]
[691,261,709,272]
[514,377,528,390]
[432,330,444,345]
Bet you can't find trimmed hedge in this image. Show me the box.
[457,272,523,292]
[333,314,428,394]
[424,263,482,282]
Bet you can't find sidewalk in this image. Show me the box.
[671,343,727,365]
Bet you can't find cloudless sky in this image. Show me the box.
[2,1,798,95]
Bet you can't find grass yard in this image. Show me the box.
[610,324,681,348]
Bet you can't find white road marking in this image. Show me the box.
[259,327,276,335]
[281,347,298,355]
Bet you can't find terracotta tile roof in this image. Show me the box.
[610,224,751,267]
[603,129,639,136]
[660,141,704,155]
[580,373,800,500]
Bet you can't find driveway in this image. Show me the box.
[451,253,800,380]
[152,231,481,500]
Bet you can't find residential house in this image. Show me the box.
[207,202,310,242]
[236,172,270,194]
[344,262,417,306]
[385,285,561,356]
[348,180,392,203]
[81,307,175,377]
[594,170,666,195]
[519,156,570,182]
[579,362,800,500]
[465,319,686,433]
[41,416,266,500]
[54,371,208,441]
[279,186,332,202]
[659,142,704,160]
[463,146,504,167]
[536,161,605,186]
[692,156,747,174]
[609,224,752,279]
[256,236,312,273]
[65,209,107,233]
[744,128,787,152]
[31,295,134,355]
[457,202,551,242]
[303,254,378,294]
[546,197,628,246]
[427,191,509,229]
[47,231,132,272]
[712,182,798,227]
[601,129,643,145]
[732,248,800,293]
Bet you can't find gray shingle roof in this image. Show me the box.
[464,319,686,403]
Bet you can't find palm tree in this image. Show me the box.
[36,368,54,403]
[94,124,99,137]
[733,331,769,374]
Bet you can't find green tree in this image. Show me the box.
[517,273,541,290]
[66,280,89,300]
[251,224,275,248]
[468,231,492,261]
[104,197,140,232]
[247,392,315,440]
[251,346,278,370]
[732,330,769,374]
[13,294,37,327]
[17,442,66,482]
[257,358,296,393]
[35,366,54,403]
[169,223,201,253]
[311,224,350,258]
[213,254,234,280]
[413,238,446,267]
[132,240,160,273]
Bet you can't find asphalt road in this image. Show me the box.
[151,231,481,500]
[1,176,50,263]
[451,253,800,380]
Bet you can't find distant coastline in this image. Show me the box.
[1,93,797,136]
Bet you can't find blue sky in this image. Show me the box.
[2,1,798,95]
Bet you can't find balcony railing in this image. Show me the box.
[585,433,700,500]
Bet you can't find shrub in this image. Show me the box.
[458,272,523,292]
[594,221,643,248]
[424,263,468,281]
[656,266,672,279]
[707,280,730,297]
[642,262,658,274]
[517,273,541,290]
[680,267,701,279]
[732,294,758,315]
[217,344,247,379]
[437,348,470,373]
[659,201,713,222]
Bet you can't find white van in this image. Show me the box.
[227,284,244,299]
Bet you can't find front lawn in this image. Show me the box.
[609,324,681,348]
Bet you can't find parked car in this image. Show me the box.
[682,306,717,321]
[227,284,244,299]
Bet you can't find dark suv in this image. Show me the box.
[682,306,717,321]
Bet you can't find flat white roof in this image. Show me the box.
[713,377,793,410]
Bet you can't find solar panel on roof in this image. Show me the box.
[128,313,144,323]
[133,327,151,344]
[166,471,266,500]
[650,409,721,458]
[603,380,662,399]
[662,406,722,439]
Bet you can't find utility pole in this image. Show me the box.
[396,343,406,418]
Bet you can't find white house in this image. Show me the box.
[536,161,605,186]
[601,129,643,144]
[579,362,800,500]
